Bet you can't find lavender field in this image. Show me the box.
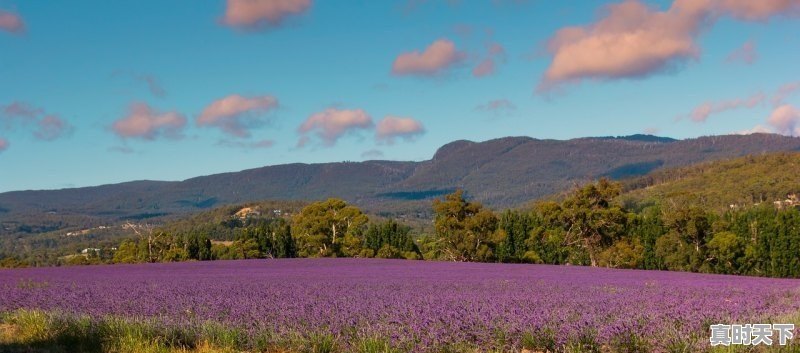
[2,259,800,352]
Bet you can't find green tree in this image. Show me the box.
[162,245,188,262]
[625,207,666,270]
[597,238,643,269]
[432,190,498,262]
[185,232,212,260]
[495,210,533,262]
[364,220,419,255]
[376,244,402,259]
[292,199,368,257]
[199,237,213,260]
[232,238,261,259]
[113,240,141,264]
[416,234,446,260]
[270,220,296,258]
[655,232,694,271]
[661,204,712,271]
[706,231,743,274]
[559,179,627,267]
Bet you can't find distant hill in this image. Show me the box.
[620,152,800,212]
[2,133,800,237]
[392,133,800,206]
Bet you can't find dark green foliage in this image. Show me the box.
[423,180,800,278]
[238,219,296,259]
[292,199,368,258]
[624,207,666,270]
[185,232,213,261]
[432,190,498,262]
[494,210,533,262]
[364,220,418,255]
[558,179,627,266]
[721,205,800,277]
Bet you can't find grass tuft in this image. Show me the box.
[2,308,799,353]
[356,336,398,353]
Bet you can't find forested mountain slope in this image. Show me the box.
[620,152,800,212]
[2,133,800,238]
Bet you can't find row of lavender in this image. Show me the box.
[2,259,799,351]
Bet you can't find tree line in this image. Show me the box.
[419,180,799,277]
[2,179,799,278]
[107,198,421,264]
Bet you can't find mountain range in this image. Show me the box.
[3,133,800,236]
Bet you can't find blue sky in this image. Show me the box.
[0,0,799,192]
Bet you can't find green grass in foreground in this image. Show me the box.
[1,310,799,353]
[0,310,445,353]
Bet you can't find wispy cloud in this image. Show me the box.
[137,74,167,98]
[222,0,312,30]
[475,98,517,116]
[35,115,74,141]
[1,101,41,123]
[684,80,800,123]
[297,108,373,147]
[112,71,168,98]
[375,116,425,144]
[392,39,465,77]
[0,138,8,153]
[112,103,187,140]
[197,94,279,138]
[772,81,800,106]
[686,92,765,123]
[726,40,758,65]
[0,101,73,141]
[473,42,506,77]
[0,10,24,34]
